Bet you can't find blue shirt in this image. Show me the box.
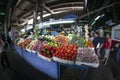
[93,37,103,50]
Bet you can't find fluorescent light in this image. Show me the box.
[28,19,33,24]
[37,14,51,20]
[95,16,100,21]
[37,16,40,19]
[43,20,75,26]
[91,21,96,25]
[43,13,51,18]
[53,10,70,14]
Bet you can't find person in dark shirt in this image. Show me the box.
[93,32,103,57]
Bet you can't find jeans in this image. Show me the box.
[97,48,101,57]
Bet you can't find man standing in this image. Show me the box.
[93,32,103,58]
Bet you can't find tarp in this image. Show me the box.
[63,14,78,19]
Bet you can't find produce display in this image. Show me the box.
[46,41,60,47]
[19,39,32,48]
[53,44,77,61]
[39,45,57,58]
[26,40,40,50]
[70,35,94,48]
[55,35,69,46]
[70,36,86,47]
[14,38,24,45]
[76,47,99,63]
[38,36,54,42]
[33,41,47,51]
[67,34,75,40]
[86,40,94,48]
[16,34,99,67]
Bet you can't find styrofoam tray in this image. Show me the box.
[53,57,74,64]
[75,61,99,68]
[31,50,37,54]
[37,53,52,62]
[26,48,32,52]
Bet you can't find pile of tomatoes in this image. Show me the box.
[54,44,78,61]
[19,39,32,48]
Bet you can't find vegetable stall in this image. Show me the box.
[14,34,99,80]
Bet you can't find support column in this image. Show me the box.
[84,0,88,11]
[4,0,13,47]
[33,3,39,39]
[33,3,39,29]
[40,4,43,23]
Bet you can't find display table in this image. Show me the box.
[14,45,89,80]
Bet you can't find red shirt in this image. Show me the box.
[105,39,111,49]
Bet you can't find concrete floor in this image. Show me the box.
[0,48,120,80]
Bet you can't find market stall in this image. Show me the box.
[14,33,99,80]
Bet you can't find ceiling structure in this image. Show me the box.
[1,0,120,27]
[11,0,85,25]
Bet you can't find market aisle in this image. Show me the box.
[0,48,119,80]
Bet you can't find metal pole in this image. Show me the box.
[33,3,39,29]
[40,4,43,23]
[8,7,12,29]
[84,0,87,11]
[4,0,13,48]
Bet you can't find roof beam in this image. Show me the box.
[26,0,36,4]
[53,6,83,11]
[41,0,59,4]
[49,2,84,8]
[42,4,54,14]
[78,1,120,19]
[18,9,33,19]
[15,0,25,7]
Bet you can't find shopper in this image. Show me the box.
[89,32,94,42]
[0,36,9,68]
[103,33,112,65]
[93,32,103,58]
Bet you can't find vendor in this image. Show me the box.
[27,31,34,39]
[10,29,19,41]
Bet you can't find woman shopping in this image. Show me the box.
[103,33,112,65]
